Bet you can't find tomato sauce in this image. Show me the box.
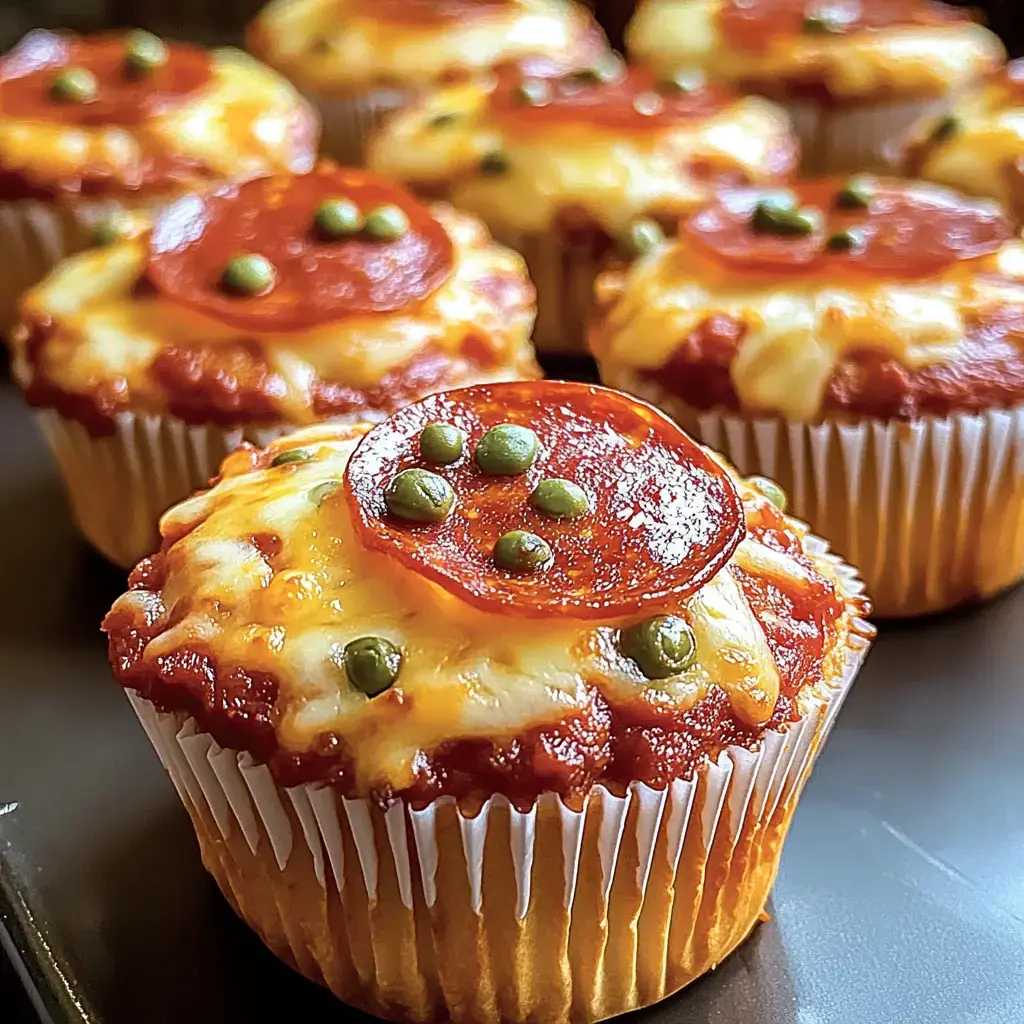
[147,168,454,332]
[719,0,969,54]
[490,64,728,135]
[0,29,211,128]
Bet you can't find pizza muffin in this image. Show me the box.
[246,0,606,164]
[0,29,318,337]
[626,0,1004,175]
[900,60,1024,224]
[10,164,538,569]
[103,380,871,1024]
[591,176,1024,617]
[368,58,796,355]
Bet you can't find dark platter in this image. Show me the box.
[2,374,1024,1024]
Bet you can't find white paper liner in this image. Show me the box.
[311,88,411,167]
[123,539,870,1023]
[786,97,942,175]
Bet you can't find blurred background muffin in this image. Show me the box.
[0,28,317,336]
[625,0,1004,174]
[10,163,539,567]
[104,380,871,1023]
[369,56,797,355]
[591,176,1024,617]
[246,0,607,164]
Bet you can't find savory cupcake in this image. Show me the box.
[368,58,797,354]
[900,60,1024,223]
[591,176,1024,618]
[626,0,1005,174]
[246,0,607,164]
[0,28,319,336]
[11,164,538,569]
[103,380,872,1024]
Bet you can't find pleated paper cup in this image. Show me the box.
[785,97,942,175]
[602,369,1024,618]
[122,541,870,1024]
[312,87,411,166]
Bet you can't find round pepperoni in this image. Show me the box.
[0,30,211,128]
[357,0,512,24]
[344,381,745,619]
[147,167,454,332]
[686,177,1013,276]
[489,64,727,134]
[719,0,969,53]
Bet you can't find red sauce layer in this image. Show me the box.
[719,0,969,54]
[686,178,1013,276]
[103,498,856,809]
[357,0,512,25]
[147,168,455,332]
[643,310,1024,419]
[490,63,729,134]
[345,381,745,618]
[0,30,211,127]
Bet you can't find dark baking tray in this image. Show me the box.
[2,375,1024,1024]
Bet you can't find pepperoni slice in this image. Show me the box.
[344,381,745,619]
[489,64,727,134]
[686,177,1013,276]
[719,0,969,53]
[356,0,512,24]
[0,30,210,127]
[147,167,455,332]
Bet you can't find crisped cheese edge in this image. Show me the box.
[109,428,852,794]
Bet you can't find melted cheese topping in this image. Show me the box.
[0,48,317,200]
[12,206,536,422]
[905,73,1024,218]
[591,235,1024,421]
[367,82,795,234]
[626,0,1003,101]
[108,423,854,793]
[247,0,602,93]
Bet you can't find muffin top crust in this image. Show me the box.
[902,60,1024,220]
[367,58,797,236]
[0,30,317,201]
[247,0,606,94]
[626,0,1004,104]
[12,165,538,434]
[104,381,870,808]
[591,177,1024,421]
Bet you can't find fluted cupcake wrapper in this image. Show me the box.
[123,538,870,1024]
[312,88,411,167]
[785,97,941,175]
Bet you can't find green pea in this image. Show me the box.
[529,478,589,519]
[573,53,624,85]
[514,79,552,106]
[271,448,313,467]
[621,615,696,680]
[429,111,459,128]
[221,253,276,296]
[309,480,341,506]
[419,422,466,465]
[661,68,706,94]
[802,12,841,33]
[931,114,959,143]
[826,228,866,254]
[384,468,454,523]
[493,530,552,573]
[124,30,168,76]
[363,204,409,242]
[475,423,539,475]
[314,198,362,239]
[50,67,98,104]
[747,475,787,512]
[751,196,821,238]
[834,176,874,210]
[343,636,402,696]
[618,218,665,259]
[480,151,510,176]
[90,212,129,247]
